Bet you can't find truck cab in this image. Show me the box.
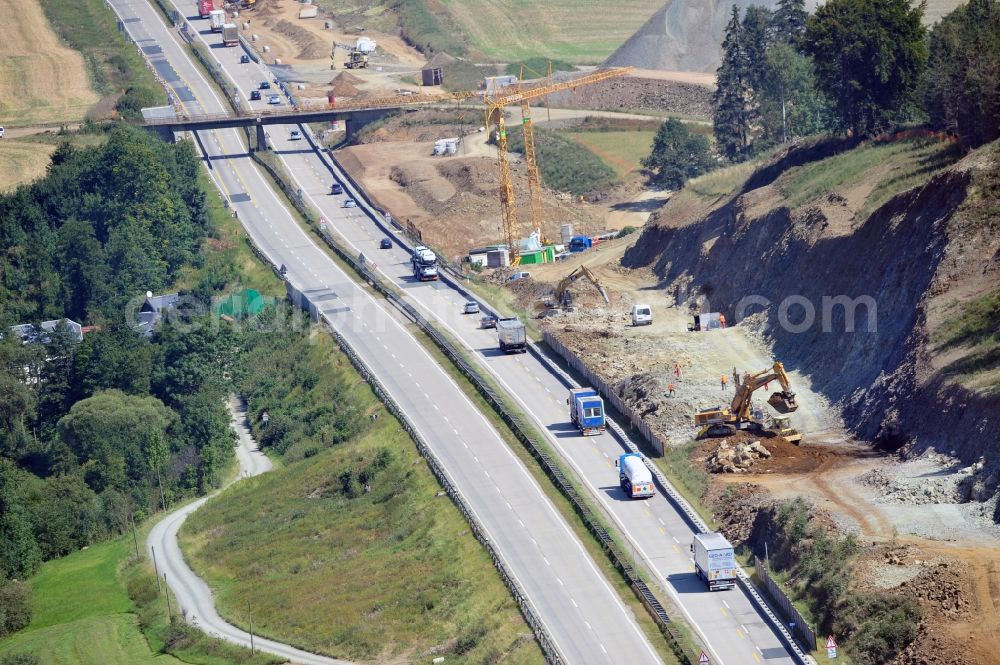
[568,388,605,435]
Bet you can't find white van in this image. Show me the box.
[507,271,531,283]
[631,304,652,326]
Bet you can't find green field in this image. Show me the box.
[0,538,183,665]
[565,130,657,177]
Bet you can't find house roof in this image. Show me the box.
[141,293,180,313]
[8,319,84,344]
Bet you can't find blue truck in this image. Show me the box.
[568,236,593,252]
[568,388,606,435]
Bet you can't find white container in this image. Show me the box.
[560,223,573,245]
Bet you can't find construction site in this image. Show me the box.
[220,2,1000,662]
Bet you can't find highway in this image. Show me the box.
[113,1,664,663]
[174,9,809,665]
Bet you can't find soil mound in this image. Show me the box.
[273,19,327,60]
[329,73,359,97]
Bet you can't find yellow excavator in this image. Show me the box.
[550,265,610,308]
[694,361,801,440]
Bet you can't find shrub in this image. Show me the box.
[0,580,32,638]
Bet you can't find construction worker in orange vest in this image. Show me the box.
[721,374,729,391]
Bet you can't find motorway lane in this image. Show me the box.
[179,19,804,665]
[119,1,665,662]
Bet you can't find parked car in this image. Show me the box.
[0,126,5,139]
[480,315,498,329]
[507,271,531,283]
[379,238,392,249]
[343,198,357,208]
[259,81,271,89]
[249,90,261,101]
[267,95,281,105]
[464,301,480,314]
[289,130,301,140]
[240,54,250,64]
[330,183,343,195]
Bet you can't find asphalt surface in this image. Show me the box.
[114,1,664,662]
[146,398,353,664]
[178,13,807,665]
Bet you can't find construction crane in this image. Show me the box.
[693,361,799,439]
[550,265,610,307]
[483,67,634,264]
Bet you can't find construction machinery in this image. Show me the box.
[694,361,799,438]
[483,67,633,264]
[550,265,610,308]
[332,41,373,70]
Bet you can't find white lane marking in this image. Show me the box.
[543,557,550,566]
[723,600,731,610]
[658,517,665,526]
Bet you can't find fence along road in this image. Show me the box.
[117,0,665,662]
[177,11,812,665]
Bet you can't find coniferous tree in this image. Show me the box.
[772,0,809,44]
[643,118,715,189]
[713,6,755,161]
[923,0,1000,146]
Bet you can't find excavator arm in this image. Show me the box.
[553,266,610,306]
[728,362,798,421]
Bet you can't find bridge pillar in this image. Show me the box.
[256,121,268,152]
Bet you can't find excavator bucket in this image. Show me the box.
[768,391,798,414]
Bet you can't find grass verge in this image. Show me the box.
[179,329,544,664]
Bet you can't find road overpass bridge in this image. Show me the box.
[142,105,406,149]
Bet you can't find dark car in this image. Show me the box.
[379,238,392,249]
[330,183,343,195]
[480,315,498,329]
[240,54,250,64]
[249,90,261,101]
[259,81,271,90]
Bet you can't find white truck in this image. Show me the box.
[411,246,438,281]
[691,532,736,591]
[617,453,654,498]
[209,9,226,32]
[222,23,239,47]
[497,318,527,354]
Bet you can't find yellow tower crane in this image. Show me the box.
[483,67,633,264]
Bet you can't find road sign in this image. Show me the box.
[827,647,837,659]
[698,652,709,664]
[826,636,838,649]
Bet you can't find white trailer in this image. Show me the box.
[691,532,736,591]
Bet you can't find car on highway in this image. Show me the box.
[249,90,261,101]
[330,183,343,195]
[464,301,480,314]
[480,315,498,329]
[343,198,357,208]
[0,126,4,139]
[240,54,250,64]
[289,129,301,140]
[267,95,281,105]
[259,81,271,89]
[379,238,392,249]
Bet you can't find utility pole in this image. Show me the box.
[164,574,172,620]
[151,545,161,593]
[248,600,255,654]
[129,512,140,558]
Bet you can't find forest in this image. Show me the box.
[0,127,236,637]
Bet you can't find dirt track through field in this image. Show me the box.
[0,0,98,126]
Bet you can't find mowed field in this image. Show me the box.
[437,0,665,63]
[0,141,55,191]
[0,0,98,126]
[0,538,184,665]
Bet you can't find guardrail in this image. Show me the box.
[250,127,701,665]
[538,333,816,665]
